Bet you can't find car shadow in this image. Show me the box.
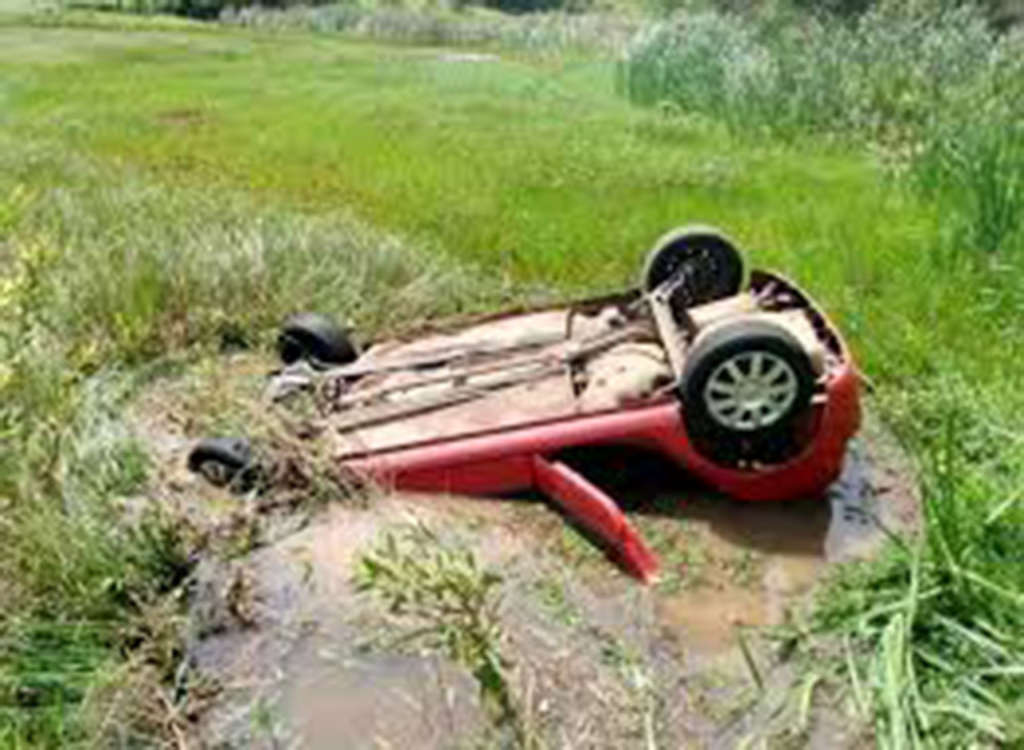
[551,445,831,560]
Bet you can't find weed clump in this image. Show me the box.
[803,383,1024,745]
[354,522,518,730]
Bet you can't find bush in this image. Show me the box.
[616,12,774,126]
[619,4,1004,140]
[221,4,640,52]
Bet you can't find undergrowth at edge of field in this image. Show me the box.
[619,2,1024,261]
[785,377,1024,748]
[0,155,519,745]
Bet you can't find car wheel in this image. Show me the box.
[277,312,358,367]
[641,225,744,307]
[187,437,255,488]
[680,319,815,464]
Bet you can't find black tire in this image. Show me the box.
[680,319,815,465]
[187,437,255,488]
[277,312,358,367]
[641,225,744,307]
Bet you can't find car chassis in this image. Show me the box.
[190,227,861,583]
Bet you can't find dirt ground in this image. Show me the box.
[128,353,918,749]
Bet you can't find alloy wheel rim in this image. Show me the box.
[703,350,798,431]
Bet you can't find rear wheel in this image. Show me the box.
[278,312,358,367]
[680,319,815,465]
[187,437,256,489]
[641,225,744,308]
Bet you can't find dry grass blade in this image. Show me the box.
[735,626,764,693]
[845,635,869,719]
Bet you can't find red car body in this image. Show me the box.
[337,270,861,582]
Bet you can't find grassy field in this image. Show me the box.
[1,6,1023,748]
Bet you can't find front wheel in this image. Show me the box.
[641,225,744,306]
[680,318,815,465]
[277,312,358,367]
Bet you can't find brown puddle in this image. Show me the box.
[282,648,483,750]
[650,494,828,651]
[554,431,914,658]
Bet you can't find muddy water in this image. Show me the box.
[557,432,915,658]
[655,554,821,653]
[270,436,912,747]
[129,352,918,747]
[643,494,824,653]
[282,648,482,750]
[272,498,488,749]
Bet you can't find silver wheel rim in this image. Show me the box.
[703,350,798,431]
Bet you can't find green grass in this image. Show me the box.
[0,24,929,295]
[0,9,1022,747]
[0,0,37,11]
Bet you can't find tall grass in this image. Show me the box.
[220,3,640,53]
[619,5,1010,139]
[912,79,1024,256]
[0,154,506,745]
[810,379,1024,745]
[620,4,1024,257]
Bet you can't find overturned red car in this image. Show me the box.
[190,226,861,582]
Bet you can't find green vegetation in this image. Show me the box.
[620,5,1000,138]
[619,3,1024,257]
[0,2,1022,746]
[0,103,503,744]
[220,4,640,52]
[355,523,521,736]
